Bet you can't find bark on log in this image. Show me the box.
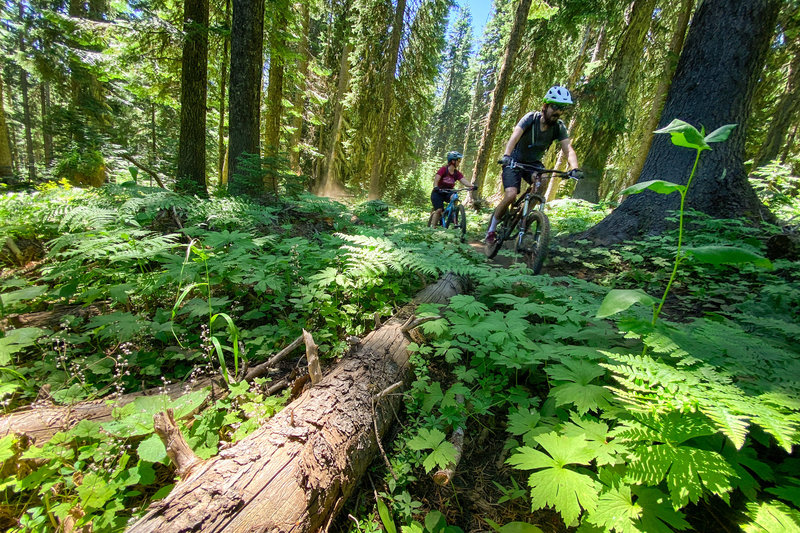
[126,273,463,533]
[0,377,225,443]
[1,335,310,443]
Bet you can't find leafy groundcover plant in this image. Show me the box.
[371,121,798,533]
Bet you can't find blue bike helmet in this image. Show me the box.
[447,151,463,163]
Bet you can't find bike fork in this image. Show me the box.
[516,198,530,247]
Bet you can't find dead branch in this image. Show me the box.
[153,408,203,478]
[303,329,322,385]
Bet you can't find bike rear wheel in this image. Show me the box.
[519,210,550,274]
[454,205,467,242]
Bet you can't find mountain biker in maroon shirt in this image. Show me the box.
[430,151,475,228]
[485,86,583,244]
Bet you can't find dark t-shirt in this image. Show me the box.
[511,112,569,163]
[435,165,464,189]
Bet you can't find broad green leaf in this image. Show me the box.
[684,246,772,269]
[70,420,102,439]
[561,414,628,466]
[137,434,168,464]
[507,408,541,437]
[486,520,545,533]
[76,472,117,511]
[654,119,710,151]
[596,289,657,319]
[0,285,47,307]
[508,433,601,524]
[0,327,47,365]
[547,359,612,415]
[407,428,446,451]
[447,295,489,318]
[704,124,737,143]
[621,180,686,196]
[587,485,642,533]
[401,522,425,533]
[634,486,691,533]
[377,498,397,533]
[425,510,446,533]
[527,466,600,525]
[0,434,17,462]
[422,440,458,473]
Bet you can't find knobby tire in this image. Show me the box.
[520,210,550,274]
[455,205,467,242]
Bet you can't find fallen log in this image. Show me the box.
[0,334,309,443]
[0,377,225,443]
[127,273,463,533]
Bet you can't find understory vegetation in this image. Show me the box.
[0,180,798,533]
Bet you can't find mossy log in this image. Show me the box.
[126,273,463,533]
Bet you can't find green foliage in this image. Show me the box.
[508,432,601,525]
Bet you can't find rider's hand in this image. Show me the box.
[568,168,584,180]
[498,155,512,167]
[470,183,478,191]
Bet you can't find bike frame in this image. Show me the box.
[441,191,460,229]
[500,163,564,247]
[437,187,472,228]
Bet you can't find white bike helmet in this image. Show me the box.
[543,85,573,106]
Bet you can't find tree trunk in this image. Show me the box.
[289,2,310,174]
[584,0,781,245]
[624,0,694,191]
[264,3,289,195]
[752,38,800,169]
[0,76,12,177]
[39,83,54,168]
[217,0,230,186]
[469,0,533,199]
[572,0,657,202]
[126,274,463,533]
[19,4,36,182]
[318,41,353,196]
[367,0,406,200]
[227,0,265,195]
[176,0,209,196]
[462,65,484,161]
[150,102,157,173]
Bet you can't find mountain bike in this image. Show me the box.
[428,187,474,242]
[485,162,582,274]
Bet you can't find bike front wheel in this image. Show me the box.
[454,205,467,242]
[519,210,550,274]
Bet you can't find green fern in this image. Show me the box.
[614,411,736,509]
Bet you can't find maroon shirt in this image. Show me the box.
[436,165,464,189]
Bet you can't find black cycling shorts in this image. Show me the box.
[501,160,543,191]
[431,188,455,210]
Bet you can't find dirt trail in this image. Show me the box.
[466,239,520,269]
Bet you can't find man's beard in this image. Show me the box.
[545,113,560,126]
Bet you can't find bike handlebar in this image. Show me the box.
[433,186,478,193]
[507,161,583,180]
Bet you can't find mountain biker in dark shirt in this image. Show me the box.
[485,86,583,244]
[431,151,475,228]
